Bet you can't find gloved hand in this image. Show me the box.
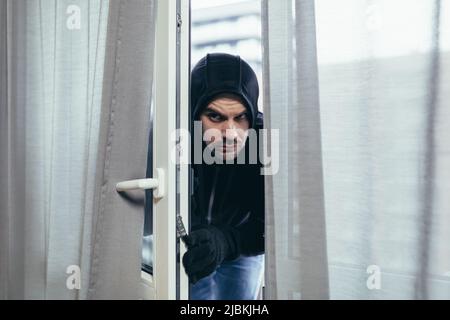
[182,224,238,284]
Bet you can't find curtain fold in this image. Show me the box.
[0,0,109,299]
[0,0,156,300]
[87,0,156,299]
[262,0,329,300]
[263,0,450,299]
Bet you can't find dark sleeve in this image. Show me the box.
[236,202,264,256]
[219,185,264,259]
[234,172,265,256]
[229,111,265,256]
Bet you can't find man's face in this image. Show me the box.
[200,95,250,161]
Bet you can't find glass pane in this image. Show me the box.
[141,91,155,274]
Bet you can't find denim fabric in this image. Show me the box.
[191,254,264,300]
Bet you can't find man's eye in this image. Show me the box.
[235,114,247,121]
[208,113,223,122]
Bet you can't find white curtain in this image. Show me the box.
[263,0,450,299]
[0,0,109,300]
[0,0,156,300]
[86,0,155,299]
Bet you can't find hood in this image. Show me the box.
[191,53,259,128]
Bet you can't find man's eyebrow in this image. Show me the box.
[203,106,247,117]
[234,110,248,117]
[203,106,225,115]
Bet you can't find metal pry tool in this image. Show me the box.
[176,215,191,247]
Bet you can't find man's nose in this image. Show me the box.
[222,121,239,141]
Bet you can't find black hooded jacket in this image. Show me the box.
[190,53,264,257]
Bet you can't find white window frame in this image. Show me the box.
[138,0,190,300]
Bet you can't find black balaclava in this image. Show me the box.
[191,53,260,128]
[190,53,264,257]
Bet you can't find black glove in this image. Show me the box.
[182,224,239,284]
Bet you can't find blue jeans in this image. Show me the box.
[191,254,264,300]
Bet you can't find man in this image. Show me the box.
[183,53,265,300]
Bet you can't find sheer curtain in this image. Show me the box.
[0,0,156,299]
[87,0,156,300]
[262,0,450,299]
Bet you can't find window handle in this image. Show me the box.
[115,168,165,199]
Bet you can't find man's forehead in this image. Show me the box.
[206,100,247,114]
[212,92,242,101]
[209,93,245,107]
